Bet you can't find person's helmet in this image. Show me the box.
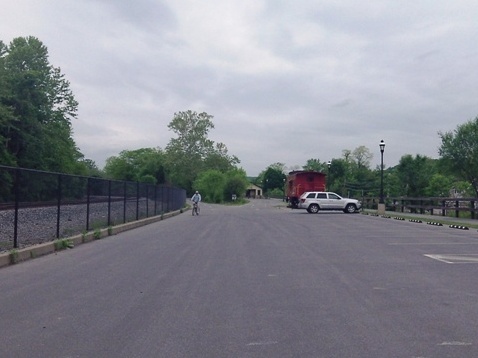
[195,191,199,194]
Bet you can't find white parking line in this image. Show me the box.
[246,341,278,346]
[438,341,472,346]
[424,254,478,264]
[390,242,478,245]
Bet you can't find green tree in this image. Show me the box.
[0,40,15,165]
[425,173,453,197]
[258,163,286,195]
[204,142,240,173]
[341,146,375,197]
[453,181,475,197]
[193,169,226,203]
[303,158,327,172]
[439,116,478,196]
[0,36,82,172]
[352,146,373,169]
[223,168,248,202]
[104,148,166,183]
[165,110,239,193]
[165,111,214,192]
[325,159,344,194]
[382,167,402,198]
[396,154,436,197]
[325,149,365,197]
[80,159,103,177]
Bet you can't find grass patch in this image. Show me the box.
[93,228,101,240]
[54,238,74,251]
[9,249,19,264]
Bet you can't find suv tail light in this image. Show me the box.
[300,199,305,203]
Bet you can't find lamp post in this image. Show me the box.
[283,178,286,201]
[327,161,331,191]
[378,140,386,214]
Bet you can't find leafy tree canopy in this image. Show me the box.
[0,36,87,174]
[104,148,166,183]
[223,168,249,201]
[193,169,226,203]
[389,154,436,197]
[165,110,240,194]
[303,158,327,172]
[439,115,478,196]
[256,163,286,194]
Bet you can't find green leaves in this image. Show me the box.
[104,148,166,183]
[193,168,249,203]
[193,170,226,203]
[165,110,240,194]
[0,36,82,173]
[103,110,243,197]
[166,110,215,160]
[396,154,436,197]
[439,116,478,196]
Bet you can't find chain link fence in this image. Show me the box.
[0,165,186,251]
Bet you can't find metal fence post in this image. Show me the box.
[0,165,186,250]
[167,186,171,212]
[154,185,158,216]
[146,185,149,218]
[13,168,20,249]
[123,182,127,223]
[56,174,62,239]
[108,180,112,226]
[136,181,140,221]
[86,177,91,232]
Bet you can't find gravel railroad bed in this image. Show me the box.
[0,199,163,252]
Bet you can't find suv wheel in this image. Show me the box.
[344,204,357,213]
[308,204,319,214]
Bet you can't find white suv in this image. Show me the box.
[298,192,361,214]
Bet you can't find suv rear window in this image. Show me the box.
[306,193,316,198]
[317,193,327,199]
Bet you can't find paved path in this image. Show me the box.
[1,199,478,357]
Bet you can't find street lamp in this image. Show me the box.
[283,178,286,201]
[379,140,385,204]
[327,161,331,191]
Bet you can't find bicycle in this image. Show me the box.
[192,202,200,216]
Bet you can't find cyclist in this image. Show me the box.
[191,191,201,215]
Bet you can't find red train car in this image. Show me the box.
[286,170,326,208]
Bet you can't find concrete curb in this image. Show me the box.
[0,208,186,269]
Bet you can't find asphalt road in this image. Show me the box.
[1,199,478,358]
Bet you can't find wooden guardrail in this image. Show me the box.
[362,196,478,219]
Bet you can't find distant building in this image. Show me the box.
[246,184,262,198]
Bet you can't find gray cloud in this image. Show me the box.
[2,0,478,175]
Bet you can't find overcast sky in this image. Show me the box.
[2,0,478,175]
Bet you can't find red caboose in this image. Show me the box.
[286,170,326,208]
